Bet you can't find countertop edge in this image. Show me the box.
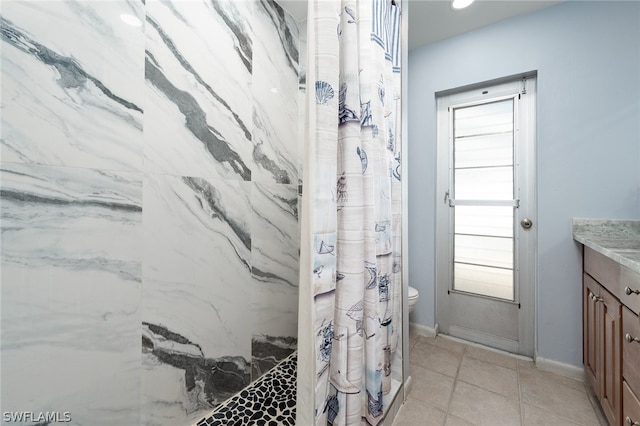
[572,219,640,275]
[573,233,640,275]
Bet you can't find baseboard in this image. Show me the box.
[534,355,584,382]
[409,322,437,338]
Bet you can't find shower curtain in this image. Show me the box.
[305,0,402,424]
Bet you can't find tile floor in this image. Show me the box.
[392,333,608,426]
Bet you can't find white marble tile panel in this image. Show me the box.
[251,0,300,184]
[250,181,298,338]
[298,18,308,187]
[142,276,252,363]
[142,173,252,289]
[1,0,145,171]
[0,162,143,276]
[144,0,255,180]
[141,351,217,426]
[251,284,299,340]
[0,162,142,425]
[251,182,298,284]
[141,278,252,426]
[1,270,142,426]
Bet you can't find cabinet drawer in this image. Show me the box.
[623,306,640,395]
[621,266,640,315]
[585,247,621,298]
[623,380,640,426]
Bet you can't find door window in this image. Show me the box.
[452,99,516,300]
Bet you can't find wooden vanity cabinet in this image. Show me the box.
[583,246,640,426]
[583,272,621,426]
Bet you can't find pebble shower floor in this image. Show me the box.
[196,353,297,426]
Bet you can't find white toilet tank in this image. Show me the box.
[408,286,419,313]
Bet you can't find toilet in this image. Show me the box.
[408,286,419,314]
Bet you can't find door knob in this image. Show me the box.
[520,218,533,229]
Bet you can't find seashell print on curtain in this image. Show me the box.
[316,81,336,105]
[304,0,403,424]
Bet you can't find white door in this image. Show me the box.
[435,76,536,356]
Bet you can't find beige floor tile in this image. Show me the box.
[584,383,608,425]
[518,359,536,371]
[409,331,420,351]
[519,368,600,426]
[519,365,585,392]
[457,356,519,400]
[522,403,584,426]
[448,381,521,426]
[391,399,446,426]
[444,415,475,426]
[407,364,455,411]
[464,344,518,370]
[411,339,463,377]
[395,335,607,426]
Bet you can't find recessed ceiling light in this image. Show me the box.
[452,0,475,10]
[120,13,142,27]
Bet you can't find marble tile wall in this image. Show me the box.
[0,1,300,425]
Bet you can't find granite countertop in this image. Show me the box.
[572,218,640,274]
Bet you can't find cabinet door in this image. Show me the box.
[584,273,600,395]
[600,285,622,426]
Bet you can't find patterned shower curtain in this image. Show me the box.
[305,0,402,424]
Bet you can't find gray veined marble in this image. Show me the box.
[143,0,255,180]
[1,0,303,425]
[209,0,254,74]
[0,162,143,425]
[141,275,253,425]
[251,182,299,285]
[145,16,251,141]
[141,174,254,423]
[297,20,308,192]
[259,0,299,72]
[250,183,299,343]
[1,18,141,113]
[196,353,297,426]
[144,58,251,180]
[0,163,142,279]
[143,173,252,285]
[251,335,297,380]
[252,0,300,184]
[0,1,145,171]
[141,321,250,424]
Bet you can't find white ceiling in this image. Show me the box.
[407,0,562,50]
[278,0,562,50]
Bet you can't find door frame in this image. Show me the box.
[434,73,537,357]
